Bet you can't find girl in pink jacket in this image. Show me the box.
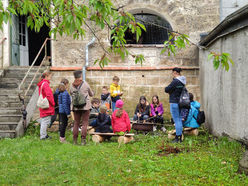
[111,100,131,133]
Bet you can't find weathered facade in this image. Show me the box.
[50,0,220,117]
[199,5,248,143]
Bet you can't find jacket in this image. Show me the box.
[95,113,112,133]
[111,110,131,133]
[54,88,60,110]
[101,93,111,109]
[89,106,99,123]
[110,83,121,102]
[183,101,201,128]
[150,103,164,116]
[37,79,55,118]
[165,76,186,103]
[134,104,150,116]
[58,90,71,115]
[70,81,94,111]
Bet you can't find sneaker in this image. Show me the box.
[153,126,157,132]
[40,135,52,140]
[81,138,87,146]
[171,135,182,143]
[161,127,167,132]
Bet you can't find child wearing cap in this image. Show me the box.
[91,105,112,133]
[111,100,131,134]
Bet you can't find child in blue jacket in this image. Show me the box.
[58,82,71,143]
[183,93,201,128]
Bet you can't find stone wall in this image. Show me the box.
[199,27,248,143]
[50,0,220,117]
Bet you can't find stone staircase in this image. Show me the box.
[0,66,46,138]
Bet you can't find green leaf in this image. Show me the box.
[208,54,214,61]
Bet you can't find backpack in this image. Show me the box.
[72,83,87,108]
[194,110,205,125]
[179,87,190,109]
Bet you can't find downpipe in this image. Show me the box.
[83,37,96,81]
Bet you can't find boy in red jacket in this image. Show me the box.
[111,100,131,133]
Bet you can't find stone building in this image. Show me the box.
[0,0,220,125]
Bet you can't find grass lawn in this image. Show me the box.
[0,124,247,185]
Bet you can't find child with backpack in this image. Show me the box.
[58,82,71,143]
[110,76,123,112]
[91,105,112,133]
[111,100,131,134]
[133,96,150,121]
[183,93,201,128]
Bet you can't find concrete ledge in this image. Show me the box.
[50,66,200,71]
[15,87,39,137]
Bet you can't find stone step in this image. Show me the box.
[0,102,22,108]
[0,89,34,95]
[0,122,18,130]
[0,114,22,122]
[0,130,16,138]
[0,109,21,115]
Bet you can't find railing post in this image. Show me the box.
[45,42,47,59]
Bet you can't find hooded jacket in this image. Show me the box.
[111,109,131,133]
[165,76,186,103]
[58,90,71,115]
[37,79,55,118]
[183,101,201,128]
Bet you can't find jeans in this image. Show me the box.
[170,103,183,136]
[112,101,116,112]
[133,114,149,121]
[40,116,51,139]
[59,113,68,138]
[73,110,90,140]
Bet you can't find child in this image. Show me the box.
[91,105,112,133]
[58,82,71,143]
[110,76,123,112]
[101,86,111,111]
[89,98,101,126]
[183,93,201,128]
[133,96,150,121]
[111,100,131,133]
[50,78,69,128]
[150,95,164,124]
[150,95,167,132]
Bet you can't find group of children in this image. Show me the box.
[51,73,200,144]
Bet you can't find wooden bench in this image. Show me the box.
[90,132,135,144]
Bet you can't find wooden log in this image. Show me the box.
[92,135,105,143]
[184,128,199,136]
[118,136,134,144]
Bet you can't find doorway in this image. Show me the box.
[11,15,50,66]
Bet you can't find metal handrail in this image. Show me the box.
[18,37,51,92]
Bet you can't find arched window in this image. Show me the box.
[124,13,172,45]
